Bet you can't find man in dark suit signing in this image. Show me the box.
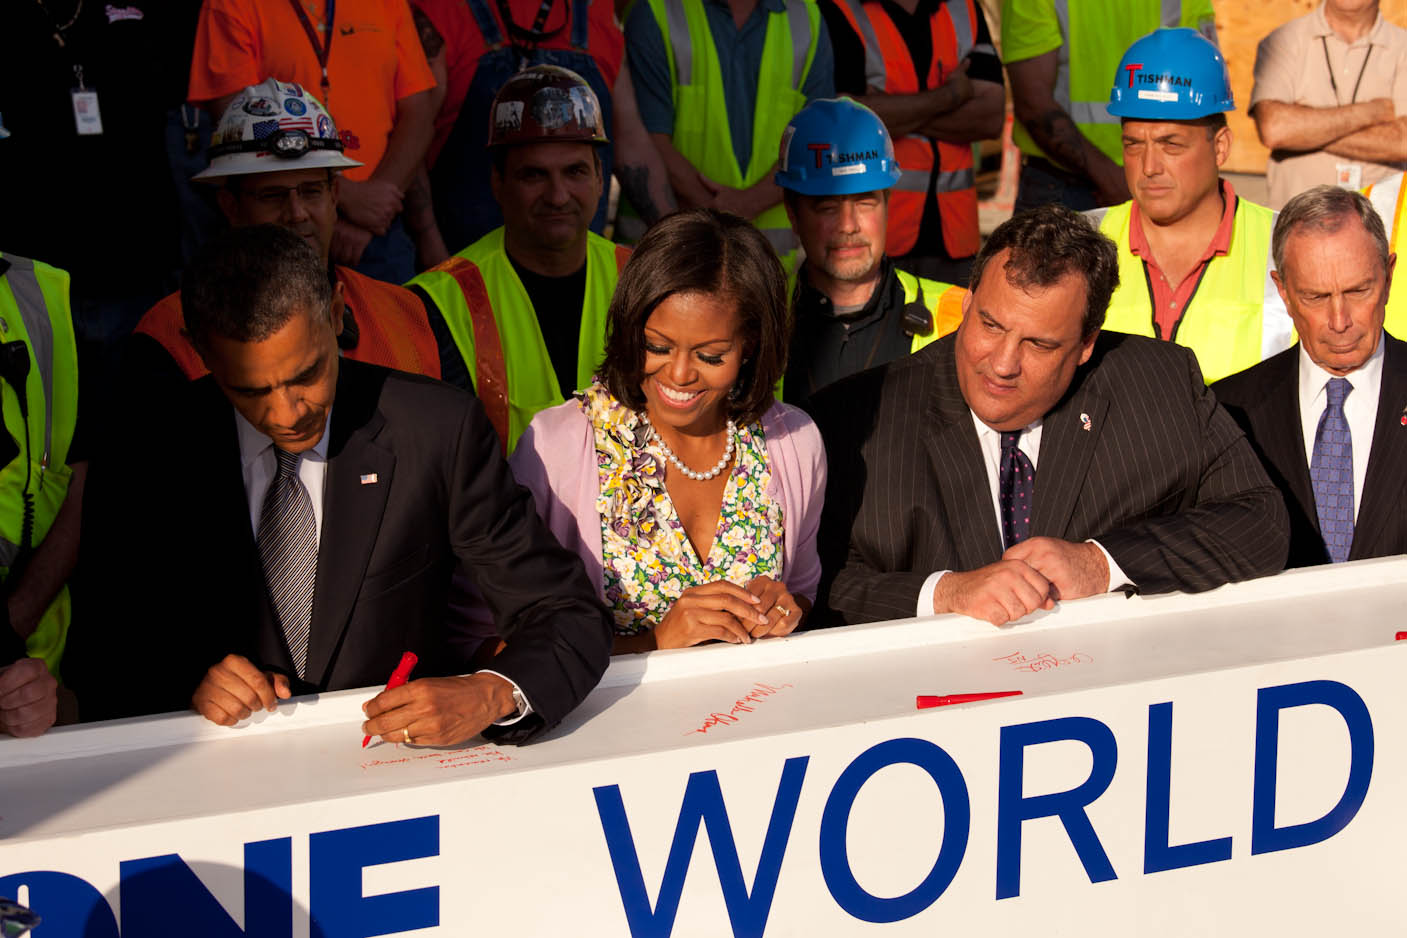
[1215,186,1407,568]
[69,225,613,745]
[811,204,1289,628]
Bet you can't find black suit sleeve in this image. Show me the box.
[443,392,612,742]
[1095,346,1291,592]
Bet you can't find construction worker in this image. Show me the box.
[408,66,629,453]
[128,79,458,397]
[1003,0,1217,213]
[1362,171,1407,339]
[1087,29,1293,384]
[777,98,966,404]
[0,252,80,689]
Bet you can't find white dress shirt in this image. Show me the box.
[1298,335,1384,523]
[235,408,531,724]
[916,412,1133,617]
[236,409,331,539]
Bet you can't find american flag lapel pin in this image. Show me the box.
[1400,406,1406,427]
[360,473,379,485]
[1080,412,1092,432]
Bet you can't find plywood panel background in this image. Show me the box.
[1208,2,1407,173]
[979,1,1407,176]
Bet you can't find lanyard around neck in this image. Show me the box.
[1323,35,1373,105]
[287,0,336,100]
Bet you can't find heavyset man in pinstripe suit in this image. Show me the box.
[810,205,1290,627]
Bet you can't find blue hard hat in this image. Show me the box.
[1107,28,1235,120]
[774,97,902,196]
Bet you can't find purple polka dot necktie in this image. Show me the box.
[1310,377,1354,563]
[999,430,1035,549]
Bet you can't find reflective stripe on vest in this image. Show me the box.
[1364,171,1407,341]
[650,0,819,269]
[1012,0,1212,166]
[0,253,78,673]
[1090,198,1294,384]
[898,269,967,351]
[846,0,978,258]
[408,229,629,453]
[131,267,441,381]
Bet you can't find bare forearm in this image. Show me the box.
[8,463,84,641]
[404,164,450,266]
[651,132,717,208]
[374,89,437,192]
[1325,116,1407,163]
[857,84,969,139]
[1009,53,1117,183]
[613,63,678,224]
[738,170,783,219]
[920,80,1005,143]
[1253,99,1394,152]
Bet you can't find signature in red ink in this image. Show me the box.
[686,681,795,736]
[360,743,515,771]
[993,650,1093,673]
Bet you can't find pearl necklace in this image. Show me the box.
[645,415,736,481]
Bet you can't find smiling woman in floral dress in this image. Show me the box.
[509,208,827,653]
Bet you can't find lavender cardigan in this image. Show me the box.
[509,398,828,602]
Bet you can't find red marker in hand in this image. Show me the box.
[362,651,419,747]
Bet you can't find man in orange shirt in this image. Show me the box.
[189,0,438,283]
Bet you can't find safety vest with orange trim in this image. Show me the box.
[829,0,979,259]
[1362,171,1407,341]
[133,266,442,381]
[407,228,630,453]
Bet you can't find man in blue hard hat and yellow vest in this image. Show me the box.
[409,66,630,453]
[1087,28,1294,384]
[777,98,966,404]
[0,251,78,736]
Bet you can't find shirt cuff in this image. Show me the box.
[1087,540,1134,593]
[917,571,950,617]
[478,669,534,726]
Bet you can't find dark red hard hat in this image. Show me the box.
[487,65,609,148]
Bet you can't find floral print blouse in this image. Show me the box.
[583,381,785,635]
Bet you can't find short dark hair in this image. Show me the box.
[598,208,789,427]
[968,203,1120,341]
[182,224,331,352]
[1120,113,1227,139]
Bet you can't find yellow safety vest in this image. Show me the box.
[408,228,627,452]
[647,0,820,271]
[1004,0,1216,166]
[1362,171,1407,340]
[1088,198,1294,384]
[0,254,78,676]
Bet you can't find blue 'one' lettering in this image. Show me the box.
[309,815,440,938]
[592,756,809,938]
[996,716,1118,899]
[818,737,970,923]
[1143,702,1232,873]
[120,837,292,937]
[1251,680,1374,855]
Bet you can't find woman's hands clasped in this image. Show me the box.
[653,576,806,649]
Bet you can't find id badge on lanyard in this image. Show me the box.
[70,64,102,135]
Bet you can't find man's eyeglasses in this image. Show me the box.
[244,180,333,206]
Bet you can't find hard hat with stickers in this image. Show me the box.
[774,97,902,197]
[193,77,363,181]
[1106,28,1236,121]
[486,65,609,149]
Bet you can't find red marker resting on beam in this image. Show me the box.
[363,651,419,747]
[917,691,1023,709]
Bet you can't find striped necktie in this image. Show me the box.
[1310,377,1354,563]
[259,448,317,677]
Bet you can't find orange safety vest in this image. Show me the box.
[830,0,979,259]
[133,266,442,381]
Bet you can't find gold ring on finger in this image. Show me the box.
[403,727,413,744]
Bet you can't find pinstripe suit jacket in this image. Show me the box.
[809,331,1290,626]
[1212,336,1407,568]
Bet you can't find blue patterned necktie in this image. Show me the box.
[999,430,1035,549]
[259,448,317,677]
[1310,377,1354,563]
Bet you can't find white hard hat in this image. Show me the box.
[194,78,362,182]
